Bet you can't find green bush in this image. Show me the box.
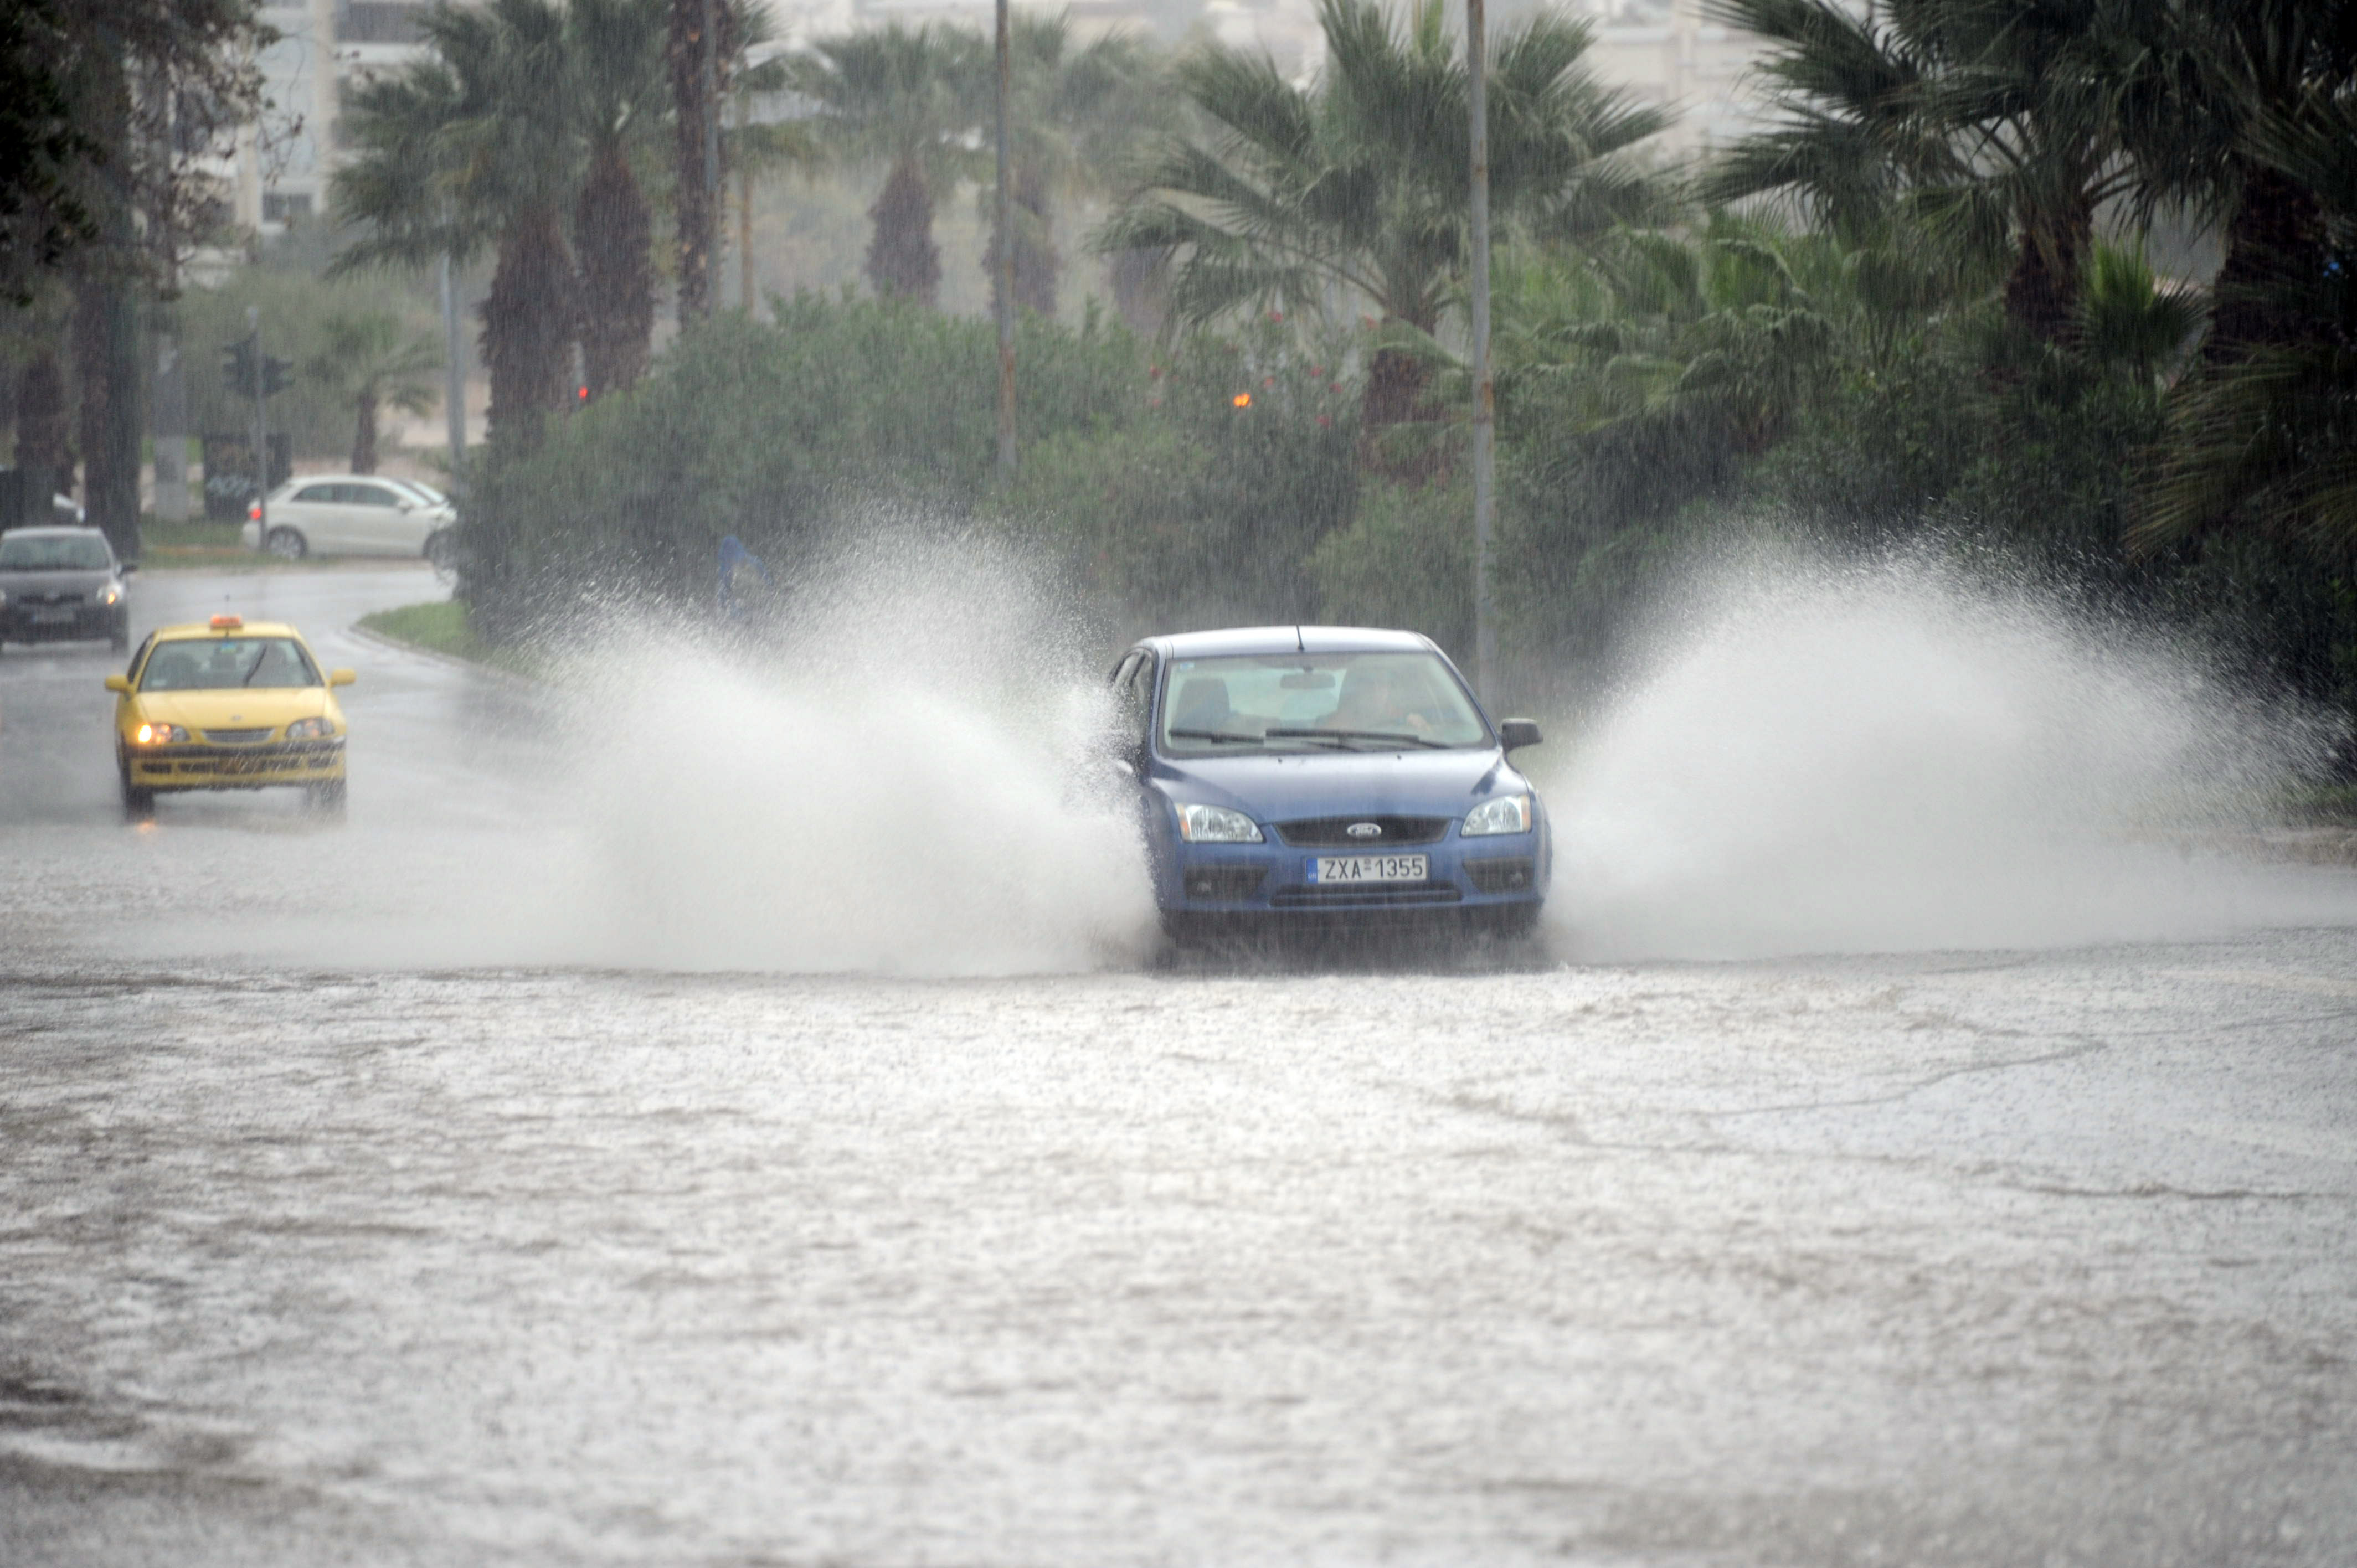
[474,295,1360,637]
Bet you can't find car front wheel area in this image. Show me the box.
[265,527,307,560]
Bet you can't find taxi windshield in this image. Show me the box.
[1161,651,1490,752]
[0,533,110,570]
[140,637,321,692]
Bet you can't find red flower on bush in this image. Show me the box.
[1267,310,1284,324]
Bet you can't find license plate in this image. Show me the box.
[1310,853,1427,884]
[32,606,76,623]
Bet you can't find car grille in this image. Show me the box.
[1272,814,1450,847]
[12,591,84,606]
[131,741,342,777]
[1270,881,1463,909]
[1464,856,1537,894]
[204,728,274,744]
[1182,866,1267,901]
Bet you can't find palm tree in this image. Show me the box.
[1700,0,2146,347]
[302,312,443,474]
[1098,0,1669,434]
[569,0,668,395]
[333,0,580,455]
[2113,0,2357,368]
[794,23,985,307]
[2132,84,2357,554]
[980,15,1165,320]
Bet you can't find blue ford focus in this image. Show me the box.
[1105,626,1550,943]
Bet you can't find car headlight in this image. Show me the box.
[97,583,122,606]
[1176,802,1263,843]
[1461,793,1531,837]
[284,716,336,740]
[133,722,189,745]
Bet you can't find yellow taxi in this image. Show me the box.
[106,615,356,819]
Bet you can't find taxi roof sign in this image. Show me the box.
[209,614,243,630]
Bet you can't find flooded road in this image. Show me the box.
[4,568,2356,1566]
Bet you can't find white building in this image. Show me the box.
[233,0,438,234]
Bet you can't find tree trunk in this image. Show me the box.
[2206,158,2327,366]
[351,385,379,474]
[866,158,940,307]
[480,203,577,455]
[15,347,75,478]
[668,0,730,325]
[72,266,142,559]
[986,162,1057,319]
[1107,247,1168,337]
[577,137,654,399]
[1358,336,1443,481]
[2001,198,2091,347]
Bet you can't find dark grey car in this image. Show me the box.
[0,527,132,652]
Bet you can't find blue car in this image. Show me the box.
[1105,626,1550,942]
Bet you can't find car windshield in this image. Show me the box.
[1160,651,1490,753]
[393,479,448,507]
[139,637,321,691]
[0,533,110,570]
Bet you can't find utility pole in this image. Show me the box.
[439,252,466,496]
[993,0,1016,483]
[1466,0,1497,708]
[737,77,754,314]
[248,304,268,550]
[701,0,720,305]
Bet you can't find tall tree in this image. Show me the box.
[335,0,581,455]
[1098,0,1668,436]
[794,23,986,308]
[1699,0,2148,347]
[301,312,442,473]
[979,15,1164,320]
[570,0,668,395]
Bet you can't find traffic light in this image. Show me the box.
[222,338,256,396]
[222,337,294,398]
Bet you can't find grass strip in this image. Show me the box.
[356,599,545,681]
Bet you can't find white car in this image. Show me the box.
[242,474,458,565]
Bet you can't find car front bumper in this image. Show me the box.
[125,739,345,791]
[1156,830,1548,932]
[3,604,126,643]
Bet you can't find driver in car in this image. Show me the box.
[1322,664,1437,736]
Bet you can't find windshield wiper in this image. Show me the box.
[1167,727,1265,746]
[1264,726,1450,750]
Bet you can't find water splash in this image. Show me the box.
[1546,551,2355,961]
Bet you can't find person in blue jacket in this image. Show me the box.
[717,534,770,619]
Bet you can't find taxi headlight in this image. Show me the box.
[134,722,189,745]
[1176,802,1263,843]
[284,716,336,741]
[1462,793,1531,837]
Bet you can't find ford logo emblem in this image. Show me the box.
[1346,821,1383,839]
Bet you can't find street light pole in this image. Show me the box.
[248,303,269,550]
[701,0,720,312]
[1467,0,1497,707]
[439,252,466,496]
[993,0,1016,483]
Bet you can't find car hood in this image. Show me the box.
[1150,746,1526,820]
[131,689,333,729]
[0,566,114,596]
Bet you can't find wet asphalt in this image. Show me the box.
[2,566,2354,1567]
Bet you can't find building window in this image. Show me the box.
[262,190,315,224]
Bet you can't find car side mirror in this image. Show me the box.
[104,674,131,693]
[1499,718,1543,752]
[329,668,357,687]
[120,561,137,574]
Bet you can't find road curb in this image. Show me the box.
[345,621,547,692]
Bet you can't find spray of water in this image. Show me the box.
[528,536,1156,973]
[1545,550,2355,961]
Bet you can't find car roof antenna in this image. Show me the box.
[1294,625,1304,652]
